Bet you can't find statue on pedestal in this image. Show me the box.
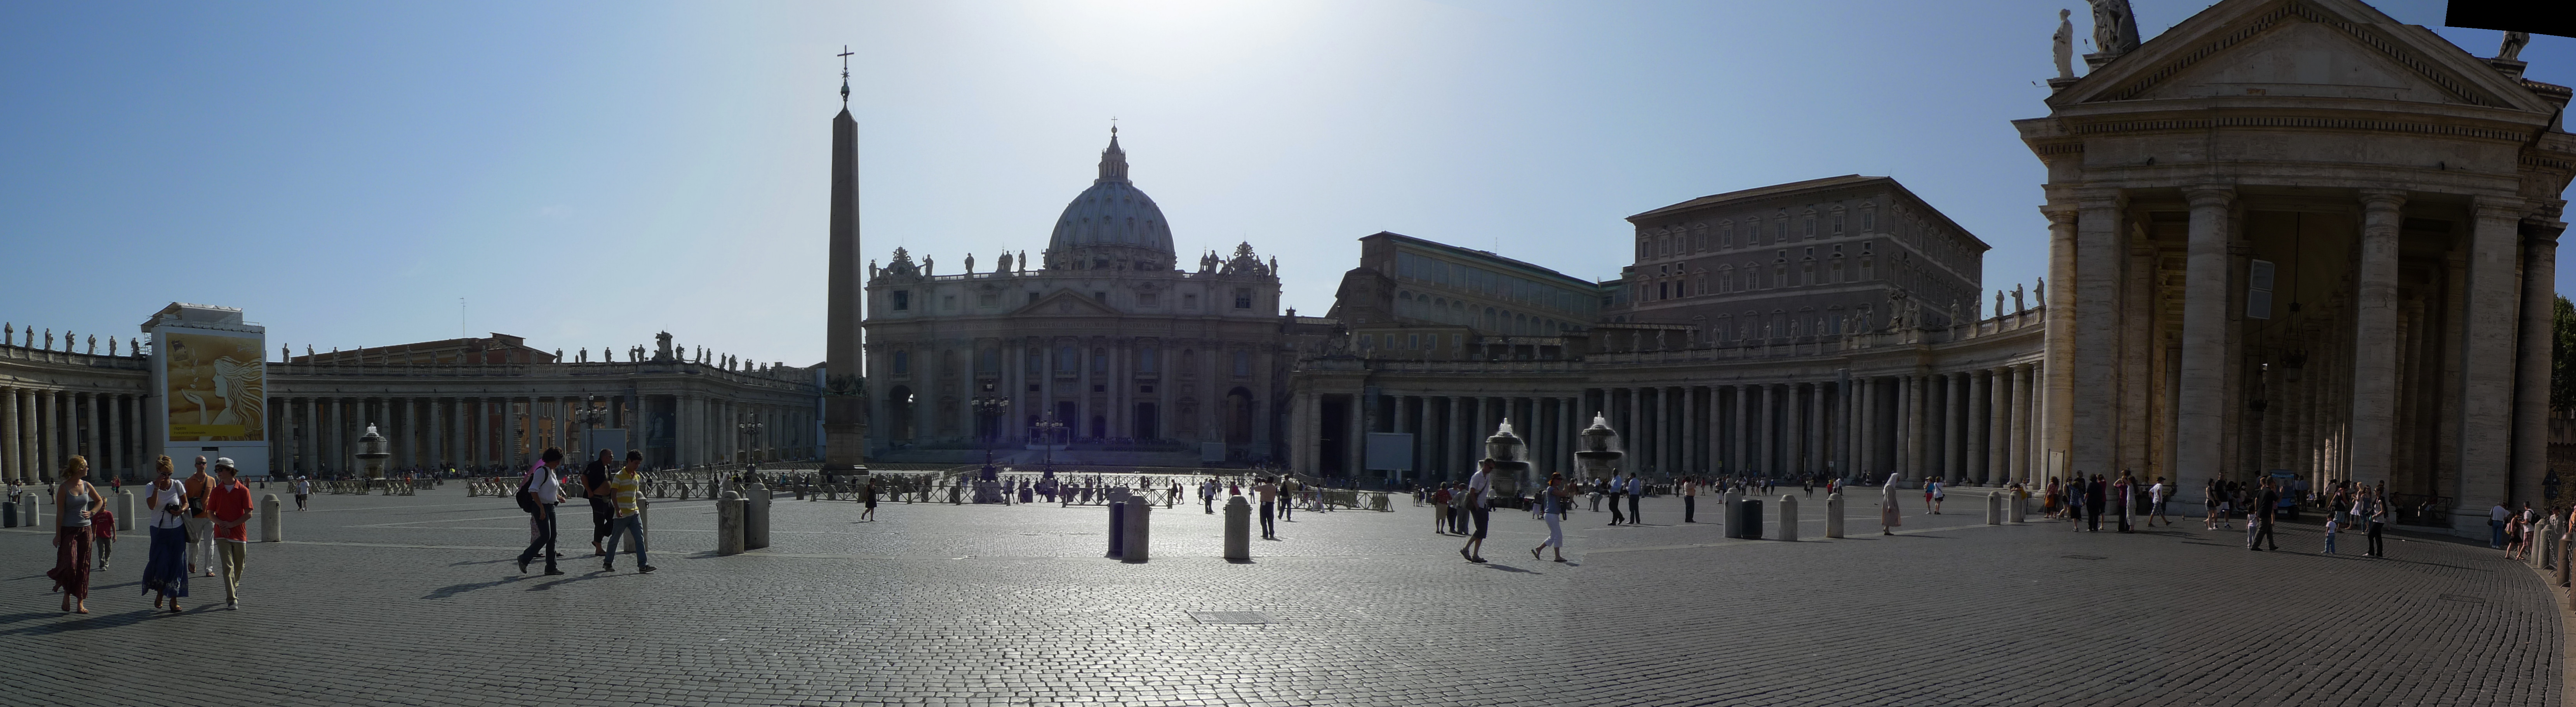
[655,332,673,361]
[2031,278,2044,307]
[997,250,1012,274]
[2500,32,2530,62]
[963,253,975,274]
[43,328,53,350]
[2052,9,2076,79]
[2086,0,2139,58]
[1995,290,2006,318]
[923,257,934,276]
[64,330,75,352]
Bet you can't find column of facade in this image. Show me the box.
[1782,383,1804,479]
[1809,382,1827,477]
[1446,396,1465,482]
[2010,365,2033,485]
[1728,385,1748,474]
[1938,373,1959,482]
[1902,375,1925,482]
[105,393,124,477]
[37,390,56,481]
[1969,370,1992,484]
[2512,207,2561,505]
[1680,387,1698,474]
[1345,394,1366,480]
[2166,187,2236,498]
[2,387,17,483]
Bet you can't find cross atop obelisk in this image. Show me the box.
[838,45,854,106]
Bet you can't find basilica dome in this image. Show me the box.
[1047,132,1175,268]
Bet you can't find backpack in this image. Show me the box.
[515,472,541,514]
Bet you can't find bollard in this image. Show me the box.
[1224,495,1252,561]
[260,494,282,542]
[1778,495,1800,541]
[1986,492,2002,525]
[2,492,13,528]
[21,492,38,528]
[716,492,746,555]
[1123,500,1150,563]
[1106,500,1127,558]
[1825,493,1844,538]
[1718,490,1743,533]
[744,484,771,550]
[2009,491,2027,523]
[117,490,134,532]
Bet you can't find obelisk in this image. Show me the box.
[823,52,868,476]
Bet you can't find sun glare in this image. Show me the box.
[1024,0,1320,79]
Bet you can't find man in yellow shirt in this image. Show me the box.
[602,450,654,573]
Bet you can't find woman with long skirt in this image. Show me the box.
[47,455,102,613]
[1880,474,1903,535]
[140,455,191,613]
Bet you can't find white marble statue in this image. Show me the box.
[2053,9,2076,79]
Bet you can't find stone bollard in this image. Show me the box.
[716,491,746,556]
[260,494,283,542]
[1106,500,1127,558]
[1123,499,1150,563]
[1719,490,1743,532]
[117,490,134,532]
[1825,493,1844,538]
[21,492,38,528]
[1224,496,1251,561]
[2009,491,2027,523]
[1986,492,2002,525]
[744,484,771,550]
[1778,494,1800,541]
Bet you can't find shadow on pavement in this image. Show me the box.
[421,575,526,600]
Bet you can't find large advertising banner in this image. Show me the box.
[163,331,266,442]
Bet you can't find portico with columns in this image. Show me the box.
[2017,0,2574,527]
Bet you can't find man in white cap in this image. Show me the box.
[293,474,311,511]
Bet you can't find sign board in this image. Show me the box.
[145,303,270,477]
[1366,433,1414,472]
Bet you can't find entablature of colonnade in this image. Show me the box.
[0,351,151,392]
[2017,0,2574,197]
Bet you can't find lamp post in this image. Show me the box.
[1031,413,1066,475]
[736,413,765,466]
[573,395,611,461]
[971,395,1011,476]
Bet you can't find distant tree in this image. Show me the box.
[2556,294,2575,413]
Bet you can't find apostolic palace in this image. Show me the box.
[3,0,2571,538]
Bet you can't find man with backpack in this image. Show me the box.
[517,448,567,575]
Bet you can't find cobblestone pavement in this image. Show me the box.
[0,484,2556,706]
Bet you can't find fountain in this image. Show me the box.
[355,424,390,483]
[1481,419,1530,508]
[1574,413,1623,485]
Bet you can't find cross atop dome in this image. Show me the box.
[1097,123,1129,184]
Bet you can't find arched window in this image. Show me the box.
[1057,346,1077,371]
[1139,347,1158,373]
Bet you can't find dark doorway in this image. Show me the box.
[1134,403,1159,441]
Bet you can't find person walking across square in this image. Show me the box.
[1681,476,1698,523]
[140,456,190,613]
[1626,473,1645,525]
[47,455,102,614]
[205,459,254,610]
[517,448,567,576]
[1459,459,1492,563]
[292,475,310,511]
[91,506,116,571]
[603,450,654,573]
[2250,479,2282,551]
[184,456,216,577]
[584,450,614,557]
[1254,476,1279,540]
[1532,472,1572,563]
[1879,473,1903,535]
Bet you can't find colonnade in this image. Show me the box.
[0,386,148,484]
[1554,363,2045,485]
[264,394,812,475]
[1314,393,1583,485]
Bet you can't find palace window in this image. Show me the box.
[1092,348,1106,374]
[1183,293,1198,310]
[1139,347,1158,372]
[1139,292,1158,307]
[891,290,910,311]
[1026,349,1042,374]
[941,295,957,311]
[1057,346,1077,372]
[979,292,998,307]
[1234,288,1252,309]
[1232,350,1251,376]
[892,351,910,375]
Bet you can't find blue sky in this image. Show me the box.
[2,0,2567,365]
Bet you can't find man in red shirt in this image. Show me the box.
[205,459,255,610]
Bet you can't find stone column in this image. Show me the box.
[2172,186,2234,497]
[1682,386,1699,474]
[1853,379,1873,479]
[38,389,55,480]
[2011,365,2034,485]
[2514,209,2563,506]
[1448,396,1466,483]
[105,393,123,478]
[1731,385,1749,474]
[2342,189,2407,490]
[2457,197,2526,516]
[1943,372,1965,483]
[1783,383,1803,479]
[1967,371,1989,485]
[1901,376,1924,482]
[2040,205,2081,483]
[1,386,17,483]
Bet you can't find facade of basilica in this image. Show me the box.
[858,133,1304,464]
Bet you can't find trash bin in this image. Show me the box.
[1733,499,1764,539]
[3,499,14,528]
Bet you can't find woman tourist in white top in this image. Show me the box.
[141,455,192,613]
[47,455,103,613]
